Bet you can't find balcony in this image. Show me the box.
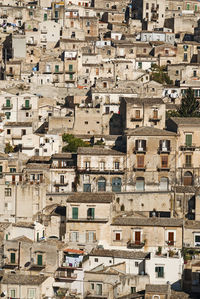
[131,117,143,122]
[134,147,147,154]
[3,262,18,269]
[157,165,170,171]
[149,116,161,122]
[6,73,14,77]
[151,13,158,21]
[41,39,47,43]
[2,104,13,110]
[41,29,47,34]
[158,147,171,154]
[166,240,176,246]
[183,163,194,168]
[180,144,196,151]
[54,182,68,187]
[21,104,32,110]
[55,271,77,281]
[0,14,8,18]
[133,165,146,171]
[28,263,46,271]
[127,240,145,249]
[65,70,75,74]
[151,7,157,12]
[77,167,124,175]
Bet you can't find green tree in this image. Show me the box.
[178,88,200,117]
[62,133,91,152]
[150,64,173,85]
[5,143,14,154]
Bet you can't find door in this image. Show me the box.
[112,177,121,192]
[168,232,174,246]
[160,177,168,191]
[135,231,141,245]
[98,177,106,191]
[83,183,91,192]
[183,171,193,186]
[37,254,43,266]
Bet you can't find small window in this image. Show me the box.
[135,262,139,267]
[94,258,98,262]
[155,266,164,278]
[114,162,119,169]
[7,129,11,135]
[10,252,16,264]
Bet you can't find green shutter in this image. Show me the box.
[0,166,2,173]
[69,74,73,80]
[91,208,95,219]
[11,252,15,264]
[37,232,39,241]
[6,99,10,107]
[55,65,59,72]
[69,64,73,71]
[72,207,78,219]
[186,134,192,146]
[37,254,42,265]
[195,4,198,11]
[25,100,29,108]
[44,13,47,21]
[187,3,190,10]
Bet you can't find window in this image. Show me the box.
[5,188,11,196]
[72,207,78,219]
[153,109,158,119]
[87,207,95,219]
[138,62,142,69]
[146,3,149,9]
[195,4,198,12]
[103,82,107,88]
[86,21,90,26]
[131,287,136,294]
[135,262,139,267]
[186,3,190,10]
[98,177,106,192]
[55,65,59,72]
[5,112,11,119]
[160,177,169,191]
[161,156,168,168]
[91,283,95,290]
[28,288,36,299]
[37,254,43,266]
[10,290,16,298]
[194,234,200,246]
[85,161,90,169]
[69,64,73,71]
[22,129,26,136]
[7,129,11,134]
[134,231,141,244]
[6,98,10,107]
[10,252,16,264]
[83,183,91,192]
[185,154,192,167]
[114,162,120,170]
[114,231,121,241]
[70,231,79,242]
[176,70,179,75]
[135,110,140,119]
[96,284,102,296]
[44,13,47,21]
[137,155,144,168]
[185,134,192,146]
[183,171,193,186]
[112,177,122,192]
[107,50,111,55]
[100,162,105,171]
[184,53,188,61]
[136,177,145,191]
[69,74,73,80]
[60,175,64,184]
[193,70,197,77]
[10,168,16,173]
[168,231,174,245]
[87,231,96,242]
[159,140,170,152]
[0,165,2,174]
[155,266,164,278]
[135,139,146,152]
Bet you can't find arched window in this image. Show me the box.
[160,177,169,191]
[97,177,106,192]
[183,171,193,186]
[112,177,121,192]
[136,177,145,191]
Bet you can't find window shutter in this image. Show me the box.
[91,208,95,219]
[142,140,146,150]
[72,207,78,219]
[166,140,170,150]
[159,140,162,150]
[186,134,192,146]
[135,140,138,150]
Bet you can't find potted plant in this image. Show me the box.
[156,246,162,255]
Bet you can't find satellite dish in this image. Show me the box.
[24,261,31,267]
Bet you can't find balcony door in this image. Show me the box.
[135,231,141,245]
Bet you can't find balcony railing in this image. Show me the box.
[166,240,176,246]
[157,165,170,171]
[77,167,124,174]
[180,144,196,151]
[2,104,13,110]
[183,163,193,168]
[149,116,161,122]
[131,117,143,122]
[158,147,171,154]
[127,240,145,249]
[133,165,146,171]
[134,147,147,154]
[21,104,32,110]
[55,271,77,281]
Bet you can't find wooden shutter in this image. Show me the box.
[142,140,146,151]
[166,140,170,150]
[135,231,141,244]
[116,233,121,241]
[135,140,138,151]
[137,155,144,168]
[168,232,174,245]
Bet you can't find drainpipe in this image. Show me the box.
[18,241,21,270]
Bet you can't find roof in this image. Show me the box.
[52,153,73,159]
[125,126,176,136]
[67,193,114,203]
[13,222,34,229]
[146,284,170,293]
[122,97,164,105]
[28,156,51,163]
[4,122,32,127]
[0,222,11,231]
[1,274,48,285]
[90,248,150,259]
[63,248,84,254]
[77,147,125,156]
[185,220,200,229]
[112,216,183,227]
[170,117,200,126]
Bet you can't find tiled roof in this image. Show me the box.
[4,122,32,127]
[77,147,125,155]
[90,248,150,259]
[171,117,200,125]
[67,192,114,203]
[146,284,170,293]
[1,274,48,285]
[122,97,164,105]
[125,126,176,136]
[112,216,183,227]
